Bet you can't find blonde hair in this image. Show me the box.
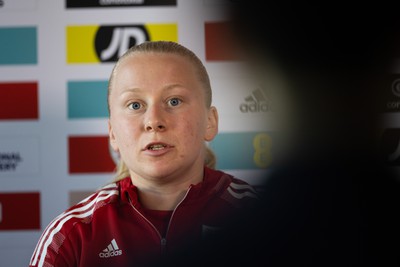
[108,41,216,182]
[204,145,217,169]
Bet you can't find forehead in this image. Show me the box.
[118,52,195,74]
[110,52,204,95]
[112,52,203,91]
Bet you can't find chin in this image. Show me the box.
[143,166,177,179]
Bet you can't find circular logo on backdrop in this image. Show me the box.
[391,79,400,97]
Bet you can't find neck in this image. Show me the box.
[138,188,189,210]
[131,168,204,210]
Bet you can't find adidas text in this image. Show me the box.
[239,102,271,113]
[99,250,122,258]
[99,239,122,258]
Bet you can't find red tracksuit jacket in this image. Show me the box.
[29,167,259,267]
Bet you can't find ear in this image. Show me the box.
[108,119,119,152]
[204,106,219,142]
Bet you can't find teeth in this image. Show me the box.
[149,144,166,150]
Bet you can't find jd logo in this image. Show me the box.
[95,25,149,62]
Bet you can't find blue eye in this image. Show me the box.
[169,98,181,106]
[129,102,141,110]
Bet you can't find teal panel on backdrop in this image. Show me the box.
[0,27,37,65]
[209,132,273,170]
[67,81,109,119]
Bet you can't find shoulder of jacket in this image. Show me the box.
[69,182,120,218]
[57,182,120,225]
[220,176,260,208]
[29,183,120,267]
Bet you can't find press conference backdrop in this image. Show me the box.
[0,1,275,266]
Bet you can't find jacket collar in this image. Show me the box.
[119,167,232,207]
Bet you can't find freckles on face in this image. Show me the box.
[178,113,208,147]
[108,52,214,179]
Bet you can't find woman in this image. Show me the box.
[29,41,258,267]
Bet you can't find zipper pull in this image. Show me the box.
[161,238,167,254]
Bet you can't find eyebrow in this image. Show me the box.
[119,84,189,96]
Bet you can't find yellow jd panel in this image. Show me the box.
[66,24,178,64]
[66,25,99,63]
[145,24,177,42]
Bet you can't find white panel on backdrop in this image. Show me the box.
[0,136,40,177]
[0,0,36,10]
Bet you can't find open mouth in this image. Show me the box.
[145,142,171,151]
[148,144,167,151]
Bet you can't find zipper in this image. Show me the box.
[164,186,192,239]
[127,186,192,255]
[160,238,167,254]
[128,198,163,239]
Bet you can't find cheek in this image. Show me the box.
[179,116,206,140]
[114,121,139,148]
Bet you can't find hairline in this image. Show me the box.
[107,41,212,116]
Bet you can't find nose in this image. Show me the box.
[144,105,166,132]
[145,122,166,132]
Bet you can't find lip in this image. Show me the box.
[142,142,174,156]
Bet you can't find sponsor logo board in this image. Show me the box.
[66,24,177,64]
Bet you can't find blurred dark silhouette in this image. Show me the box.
[155,2,400,267]
[223,2,400,266]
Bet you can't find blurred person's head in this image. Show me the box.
[230,2,400,163]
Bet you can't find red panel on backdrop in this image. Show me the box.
[0,192,40,230]
[0,82,38,120]
[68,136,116,173]
[205,21,241,61]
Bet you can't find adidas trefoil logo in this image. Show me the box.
[239,87,272,113]
[99,238,123,258]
